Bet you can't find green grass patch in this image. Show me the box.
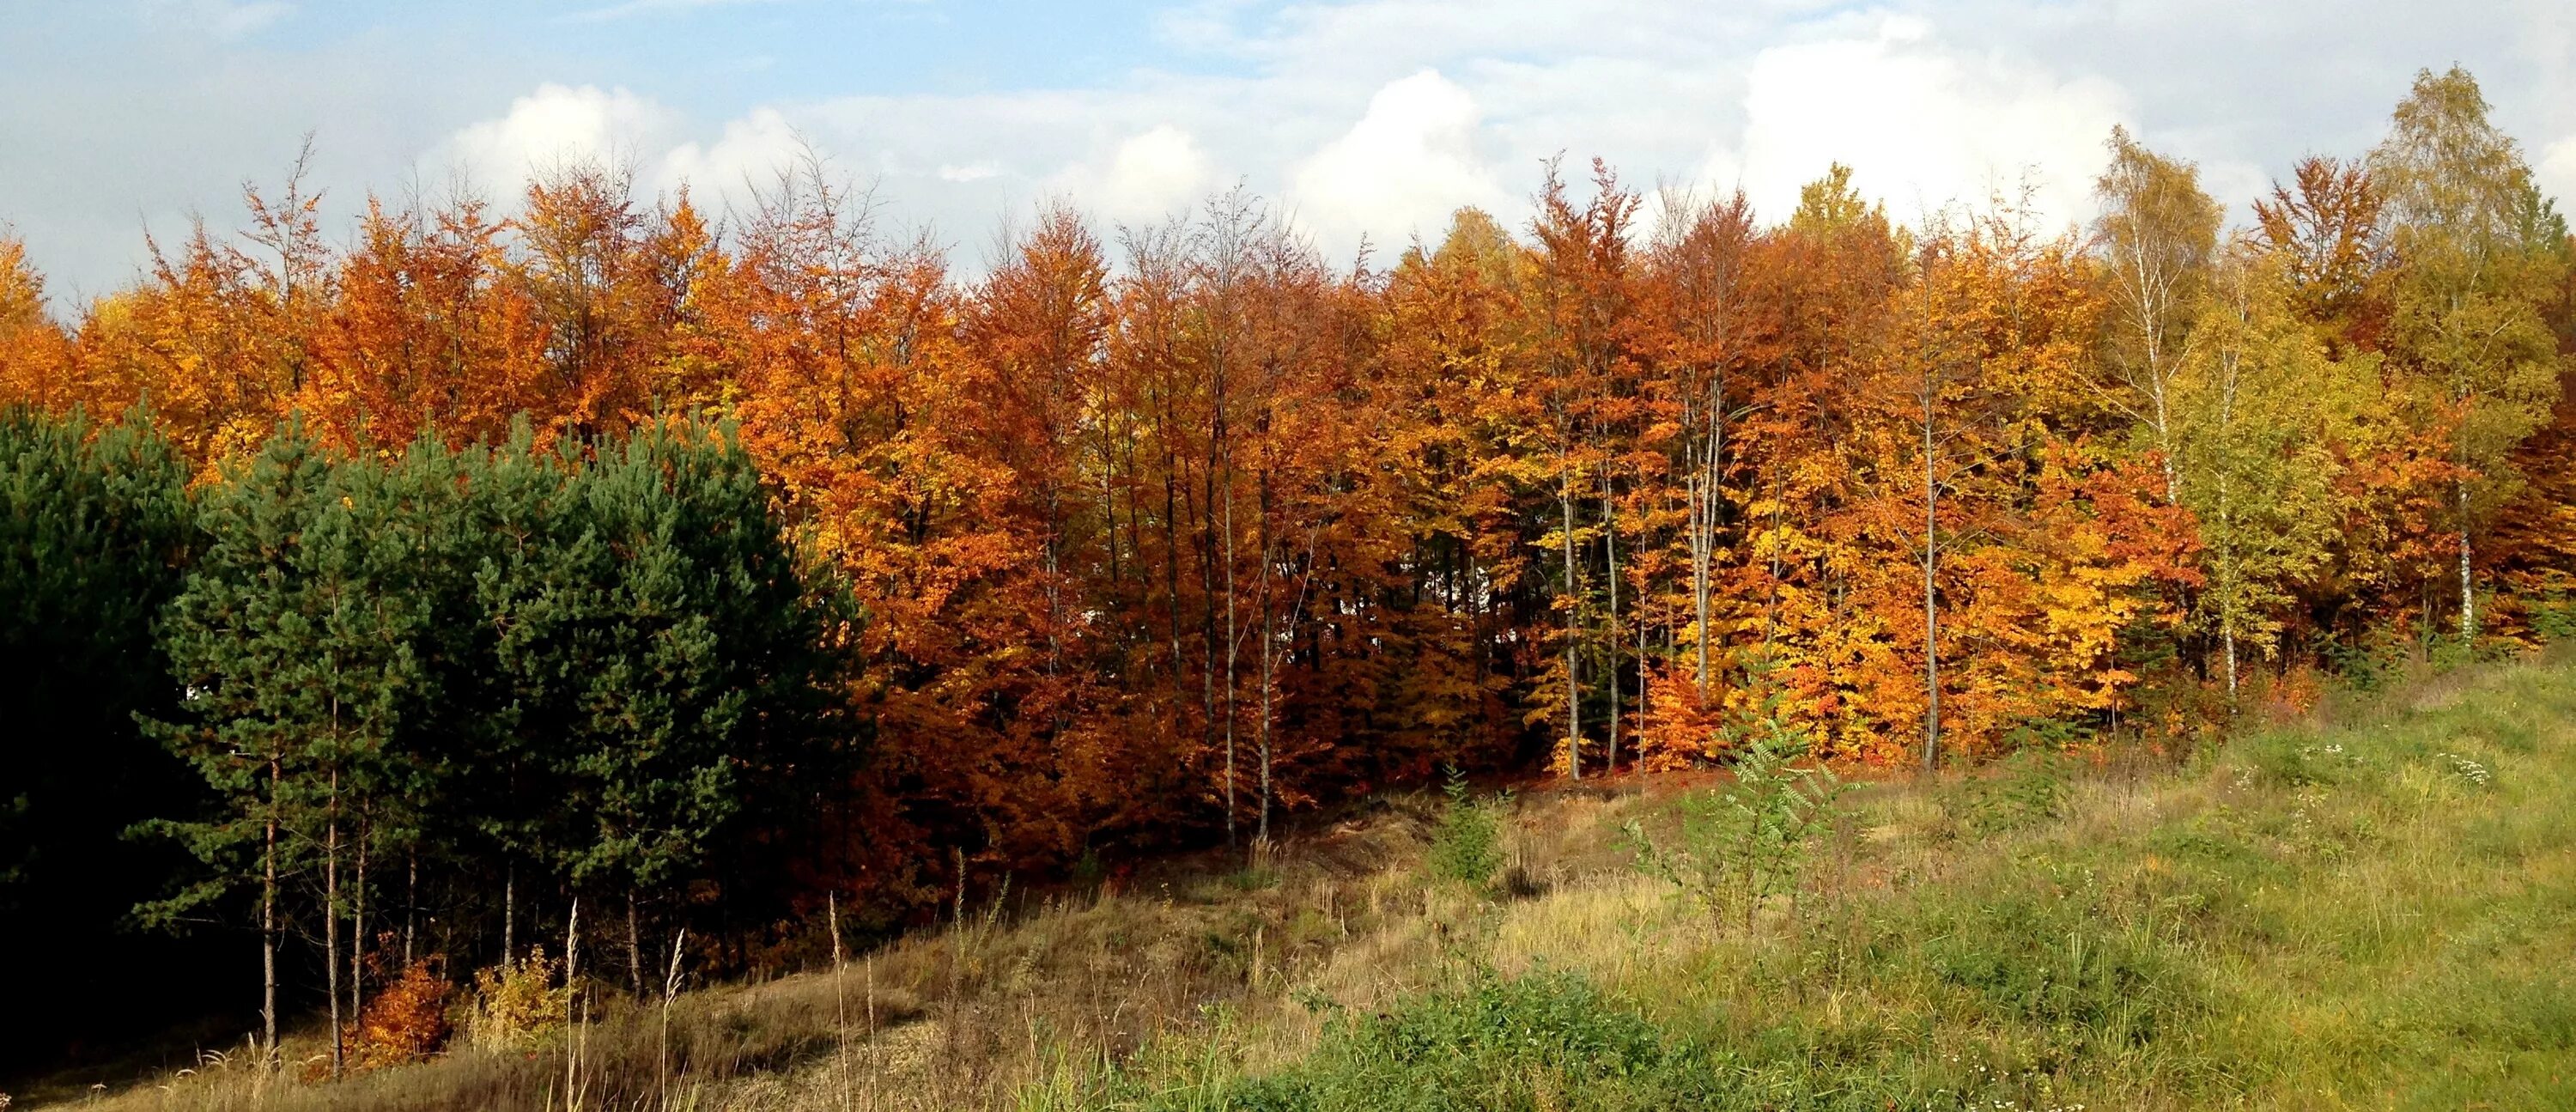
[1086,656,2576,1110]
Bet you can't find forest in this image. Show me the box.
[1,64,2571,1085]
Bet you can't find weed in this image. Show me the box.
[1961,750,2069,836]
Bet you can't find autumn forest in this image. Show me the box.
[2,64,2572,1085]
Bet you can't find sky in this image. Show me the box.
[3,0,2572,304]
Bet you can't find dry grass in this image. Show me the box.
[53,787,1607,1110]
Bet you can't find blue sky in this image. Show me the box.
[4,0,2571,302]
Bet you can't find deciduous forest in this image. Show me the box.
[2,64,2571,1091]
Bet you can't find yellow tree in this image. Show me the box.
[2174,247,2366,698]
[2367,66,2567,641]
[1376,210,1543,764]
[2091,126,2222,505]
[0,235,75,410]
[1523,160,1647,778]
[1646,189,1756,700]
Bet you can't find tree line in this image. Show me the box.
[0,65,2570,1070]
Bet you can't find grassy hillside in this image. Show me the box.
[40,653,2576,1110]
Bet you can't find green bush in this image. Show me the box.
[1960,750,2069,836]
[1425,769,1508,895]
[1623,708,1842,927]
[1189,969,1719,1112]
[2529,592,2576,642]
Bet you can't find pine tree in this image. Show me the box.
[0,405,197,1063]
[144,422,431,1073]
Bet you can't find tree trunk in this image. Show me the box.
[404,849,416,968]
[1692,372,1723,695]
[1259,612,1275,845]
[2458,477,2477,641]
[627,889,646,999]
[2223,623,2239,702]
[262,753,279,1067]
[1562,467,1581,781]
[502,860,516,963]
[2217,354,2241,708]
[1257,469,1275,845]
[1637,617,1649,773]
[325,771,344,1079]
[1922,368,1941,775]
[1601,471,1619,775]
[1164,430,1183,689]
[1223,441,1238,849]
[351,816,368,1024]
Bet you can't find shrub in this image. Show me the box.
[1189,969,1715,1111]
[348,959,455,1071]
[1624,707,1843,927]
[1960,750,2069,836]
[468,947,573,1049]
[1425,768,1508,895]
[2529,591,2576,642]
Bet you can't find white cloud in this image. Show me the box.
[440,84,678,199]
[10,0,2573,298]
[1700,17,2130,230]
[1288,70,1511,255]
[2540,136,2576,213]
[1051,125,1214,227]
[437,89,819,219]
[659,106,805,212]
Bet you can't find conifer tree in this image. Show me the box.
[0,405,196,1063]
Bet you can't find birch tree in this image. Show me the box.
[2092,127,2221,503]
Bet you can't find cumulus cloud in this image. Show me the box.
[440,83,678,198]
[1288,70,1512,254]
[434,87,823,220]
[9,0,2573,296]
[1050,125,1214,227]
[1701,17,2130,229]
[659,106,806,212]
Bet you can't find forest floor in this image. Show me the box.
[39,649,2576,1110]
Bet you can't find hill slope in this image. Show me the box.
[48,654,2576,1109]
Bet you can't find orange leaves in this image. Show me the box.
[306,196,545,450]
[345,959,455,1072]
[3,124,2567,915]
[0,236,75,412]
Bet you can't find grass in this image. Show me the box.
[39,651,2576,1109]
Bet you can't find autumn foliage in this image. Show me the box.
[346,961,455,1073]
[3,71,2573,1054]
